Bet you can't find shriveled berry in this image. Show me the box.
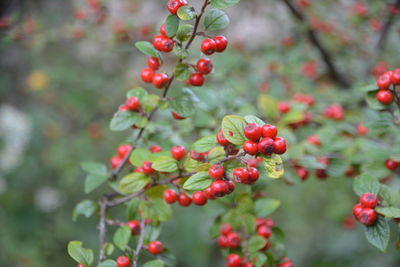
[189,150,206,161]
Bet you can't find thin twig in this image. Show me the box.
[98,198,108,263]
[132,220,146,267]
[185,0,209,50]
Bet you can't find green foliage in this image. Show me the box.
[67,241,94,267]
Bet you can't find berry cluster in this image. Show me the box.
[375,68,400,105]
[353,192,379,225]
[110,144,132,169]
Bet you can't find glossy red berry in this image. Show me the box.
[196,58,213,74]
[352,203,363,220]
[201,38,217,55]
[214,35,228,52]
[278,101,291,113]
[244,123,262,141]
[220,224,232,235]
[150,145,162,153]
[385,159,398,171]
[209,165,224,180]
[127,220,141,235]
[391,68,400,84]
[233,167,249,183]
[152,73,169,89]
[192,191,207,206]
[116,256,131,267]
[227,232,241,248]
[167,0,188,15]
[141,68,154,83]
[147,57,160,70]
[203,186,216,200]
[273,137,287,154]
[226,254,242,267]
[117,144,131,158]
[358,208,377,225]
[295,166,309,181]
[264,218,275,227]
[171,111,186,120]
[164,189,178,204]
[148,240,164,255]
[171,145,186,160]
[142,160,155,174]
[125,96,141,111]
[261,124,278,138]
[153,34,164,50]
[257,225,272,238]
[178,192,192,206]
[248,167,259,183]
[217,129,230,146]
[217,235,229,248]
[258,137,274,156]
[110,156,122,169]
[243,140,258,155]
[211,180,229,197]
[189,73,205,86]
[227,180,235,193]
[160,37,174,52]
[360,192,378,208]
[376,74,392,90]
[159,24,167,36]
[376,90,393,105]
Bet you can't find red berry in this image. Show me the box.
[243,140,258,155]
[233,167,249,183]
[148,240,164,254]
[376,90,393,105]
[242,262,255,267]
[142,160,155,174]
[116,256,131,267]
[279,258,294,267]
[376,74,392,90]
[110,156,122,169]
[211,180,229,197]
[257,225,272,238]
[264,218,275,227]
[159,24,167,36]
[152,73,169,88]
[307,134,320,146]
[315,169,328,179]
[189,73,205,86]
[201,38,217,55]
[261,124,278,138]
[358,208,377,225]
[125,96,141,111]
[278,101,291,113]
[227,180,235,193]
[119,104,130,111]
[192,191,207,206]
[209,165,224,180]
[244,123,262,141]
[150,145,162,153]
[360,192,378,208]
[273,137,287,155]
[189,150,206,161]
[227,232,241,248]
[357,123,368,136]
[147,57,160,70]
[214,35,228,52]
[226,254,242,267]
[178,192,192,206]
[258,137,274,156]
[391,68,400,84]
[203,186,216,200]
[164,189,178,204]
[117,144,131,158]
[248,167,259,183]
[220,224,232,235]
[217,235,229,248]
[196,58,213,74]
[141,68,154,83]
[295,166,309,181]
[352,203,363,220]
[127,220,141,235]
[171,111,186,120]
[160,37,174,52]
[153,34,164,50]
[171,145,186,160]
[167,0,188,15]
[385,159,398,171]
[217,129,230,146]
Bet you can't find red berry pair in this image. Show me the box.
[201,36,228,55]
[375,69,400,105]
[353,192,378,225]
[109,144,132,169]
[163,189,193,207]
[232,167,259,184]
[217,224,241,249]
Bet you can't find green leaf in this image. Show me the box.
[170,88,198,117]
[210,0,240,8]
[361,83,378,92]
[99,260,117,267]
[191,135,217,153]
[135,41,161,59]
[165,14,180,37]
[72,200,97,222]
[244,115,265,126]
[113,226,131,251]
[176,24,193,42]
[241,213,257,234]
[248,236,267,253]
[254,198,280,218]
[127,87,148,101]
[262,154,284,179]
[174,63,192,81]
[183,171,212,191]
[152,200,172,221]
[221,115,247,145]
[81,161,107,175]
[152,156,178,172]
[143,260,164,267]
[177,6,196,21]
[257,94,279,120]
[103,243,114,256]
[173,45,189,59]
[67,241,94,267]
[130,148,152,167]
[353,173,380,196]
[280,110,305,125]
[365,90,387,110]
[142,94,161,113]
[119,173,151,195]
[363,216,390,252]
[375,207,400,218]
[110,111,138,131]
[361,161,390,180]
[204,9,230,31]
[207,147,225,163]
[298,156,326,170]
[85,173,108,193]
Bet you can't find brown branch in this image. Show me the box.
[281,0,350,88]
[185,0,210,50]
[132,220,146,267]
[98,198,108,263]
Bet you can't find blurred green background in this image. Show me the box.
[1,0,400,266]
